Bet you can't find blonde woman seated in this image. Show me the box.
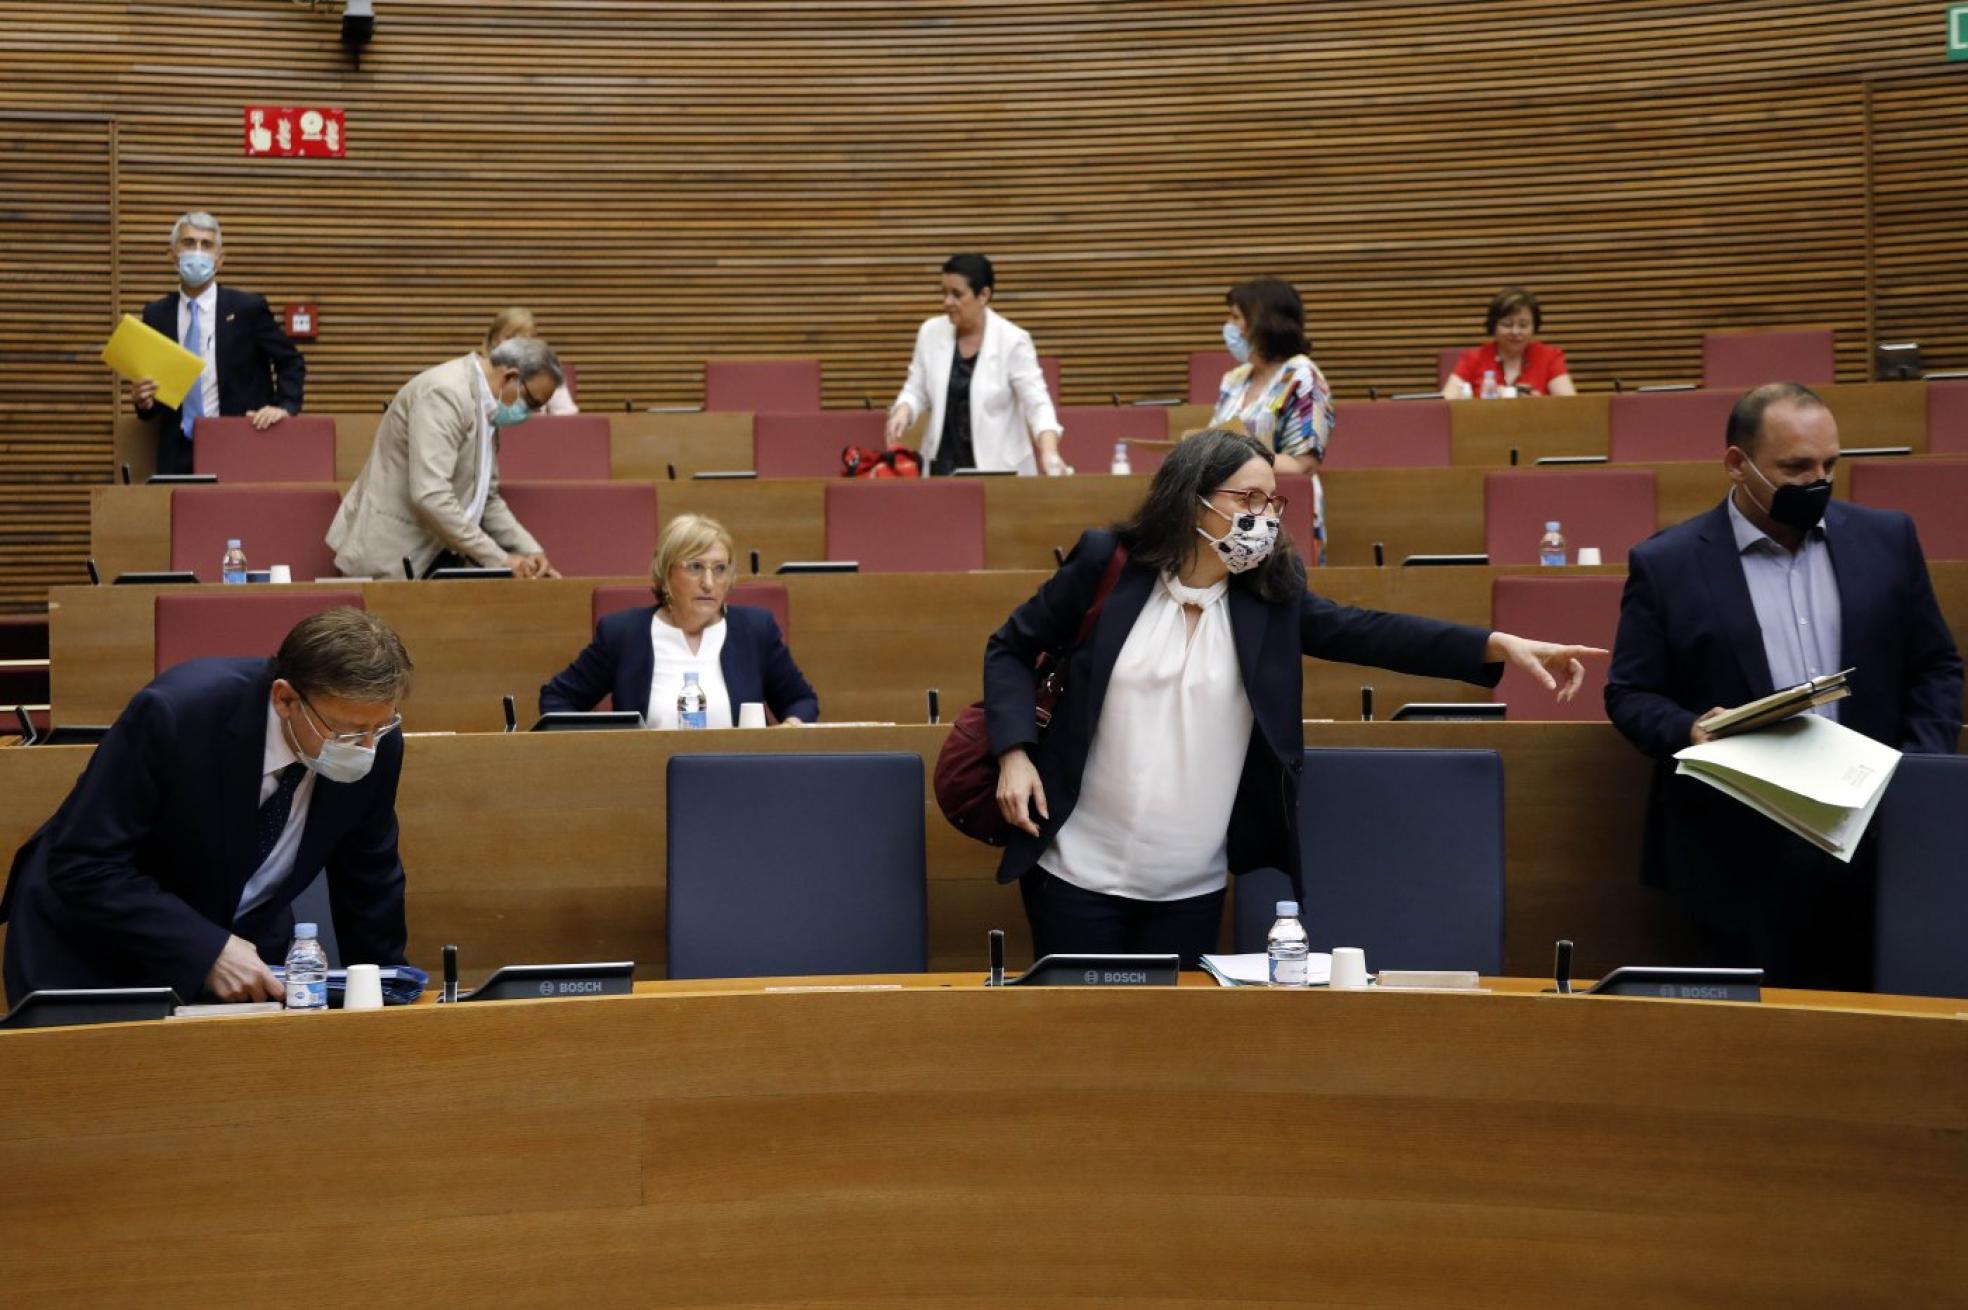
[538,515,817,726]
[485,307,579,414]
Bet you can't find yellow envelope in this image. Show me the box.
[100,314,206,409]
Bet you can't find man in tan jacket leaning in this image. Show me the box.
[328,335,563,579]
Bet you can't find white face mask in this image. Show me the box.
[1196,496,1280,573]
[286,699,380,785]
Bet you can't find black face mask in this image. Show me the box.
[1743,455,1832,533]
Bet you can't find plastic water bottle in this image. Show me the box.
[1539,521,1567,567]
[677,671,708,730]
[284,923,329,1011]
[221,539,248,585]
[1480,369,1500,400]
[1110,442,1132,476]
[1267,900,1311,987]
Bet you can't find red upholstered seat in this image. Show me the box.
[754,411,886,478]
[704,359,822,413]
[1488,575,1626,722]
[1037,354,1062,404]
[1055,406,1166,473]
[1325,401,1453,469]
[1483,469,1657,566]
[498,481,658,578]
[1436,347,1464,389]
[592,580,790,640]
[560,361,579,403]
[1849,459,1968,561]
[496,415,611,480]
[155,589,366,676]
[1608,388,1743,463]
[170,486,343,583]
[1702,329,1836,388]
[1928,381,1968,456]
[1274,473,1315,556]
[1187,350,1237,404]
[191,416,336,482]
[824,480,986,572]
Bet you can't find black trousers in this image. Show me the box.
[1019,867,1226,969]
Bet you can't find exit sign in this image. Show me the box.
[1952,3,1968,60]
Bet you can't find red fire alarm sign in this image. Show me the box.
[285,304,319,339]
[244,107,346,157]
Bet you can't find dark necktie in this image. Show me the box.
[253,761,307,871]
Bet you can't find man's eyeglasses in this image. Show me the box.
[679,560,734,582]
[300,695,400,746]
[1211,487,1288,518]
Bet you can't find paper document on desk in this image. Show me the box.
[100,314,205,409]
[1673,713,1901,862]
[1201,952,1332,987]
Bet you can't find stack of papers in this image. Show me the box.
[1200,952,1333,987]
[1673,712,1901,862]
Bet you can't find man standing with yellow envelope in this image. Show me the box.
[131,211,306,475]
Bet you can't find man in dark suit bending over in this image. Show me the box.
[1,609,415,1006]
[1605,381,1961,989]
[132,210,306,475]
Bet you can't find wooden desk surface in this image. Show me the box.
[1,976,1960,1305]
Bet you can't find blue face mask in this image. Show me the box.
[491,379,533,429]
[177,250,216,287]
[1222,320,1252,365]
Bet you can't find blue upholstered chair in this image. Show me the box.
[1233,748,1506,974]
[1873,755,1968,998]
[666,752,927,979]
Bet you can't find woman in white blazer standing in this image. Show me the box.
[885,253,1067,476]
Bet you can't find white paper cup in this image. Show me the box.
[342,963,384,1011]
[1575,547,1603,567]
[737,702,768,729]
[1329,947,1370,990]
[268,564,293,584]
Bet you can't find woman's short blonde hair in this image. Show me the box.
[484,306,537,354]
[651,514,736,605]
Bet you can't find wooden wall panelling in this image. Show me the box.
[2,2,1959,616]
[1870,73,1968,377]
[0,113,114,612]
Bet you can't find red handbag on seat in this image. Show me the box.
[933,544,1128,845]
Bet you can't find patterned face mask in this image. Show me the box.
[1196,496,1280,573]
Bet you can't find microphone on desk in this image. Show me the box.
[401,556,416,581]
[1553,938,1574,994]
[1372,540,1385,568]
[926,688,940,725]
[119,462,131,485]
[1360,686,1374,722]
[502,694,517,733]
[442,944,459,1003]
[85,556,101,586]
[749,549,760,576]
[988,929,1005,987]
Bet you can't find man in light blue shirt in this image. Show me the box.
[1607,382,1962,989]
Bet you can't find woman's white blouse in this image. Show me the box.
[645,613,733,729]
[1040,571,1254,902]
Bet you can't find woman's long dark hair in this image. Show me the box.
[1113,428,1303,603]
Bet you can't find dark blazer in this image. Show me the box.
[1,658,408,1006]
[538,604,820,724]
[984,529,1501,896]
[1605,499,1963,910]
[139,286,307,475]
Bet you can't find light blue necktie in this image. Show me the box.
[182,298,205,440]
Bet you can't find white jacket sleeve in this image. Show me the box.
[892,319,933,424]
[1005,326,1060,437]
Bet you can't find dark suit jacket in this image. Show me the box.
[538,604,820,724]
[984,529,1501,895]
[139,286,307,475]
[1605,500,1963,915]
[1,658,408,1006]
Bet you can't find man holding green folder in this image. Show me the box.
[131,211,306,475]
[1605,382,1962,990]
